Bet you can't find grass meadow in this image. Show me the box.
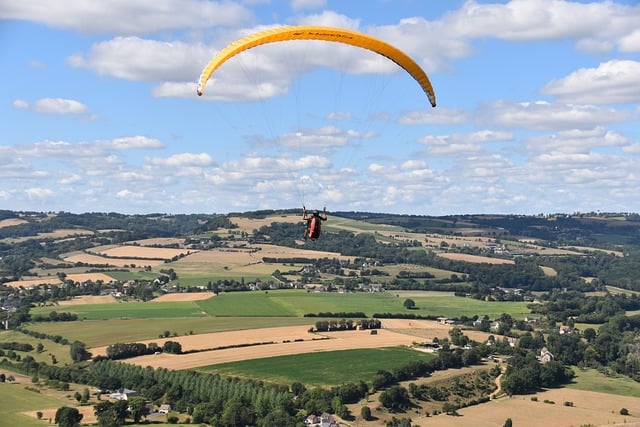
[24,317,318,348]
[0,330,72,365]
[198,347,436,387]
[196,289,533,319]
[0,379,79,426]
[566,366,640,397]
[24,289,533,347]
[30,300,207,320]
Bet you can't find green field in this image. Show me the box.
[24,317,319,348]
[567,366,640,398]
[0,330,72,365]
[25,290,533,348]
[0,378,78,426]
[196,289,532,319]
[30,300,207,320]
[198,347,436,387]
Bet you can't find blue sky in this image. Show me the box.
[1,0,639,215]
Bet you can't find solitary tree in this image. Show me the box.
[403,298,416,309]
[55,406,83,427]
[361,405,372,420]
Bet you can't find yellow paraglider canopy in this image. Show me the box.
[197,25,436,107]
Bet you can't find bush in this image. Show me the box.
[620,408,630,416]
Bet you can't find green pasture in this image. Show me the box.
[376,263,465,281]
[25,290,533,347]
[323,216,405,233]
[162,257,279,284]
[25,317,319,348]
[30,300,207,320]
[198,347,435,387]
[0,330,72,365]
[567,366,640,398]
[0,379,77,426]
[196,289,532,319]
[105,270,161,282]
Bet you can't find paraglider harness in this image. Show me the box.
[303,207,327,240]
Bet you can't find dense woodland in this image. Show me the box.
[1,210,640,426]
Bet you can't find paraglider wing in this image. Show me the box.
[197,26,436,107]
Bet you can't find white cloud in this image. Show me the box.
[524,127,628,155]
[0,0,252,35]
[111,136,164,150]
[398,107,467,125]
[541,60,640,104]
[12,99,29,109]
[619,29,640,52]
[33,98,88,114]
[290,0,327,11]
[417,130,511,156]
[482,100,631,130]
[25,187,55,199]
[147,152,214,167]
[67,37,206,82]
[116,189,145,200]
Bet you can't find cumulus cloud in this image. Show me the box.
[147,152,214,167]
[67,37,206,82]
[417,130,513,156]
[481,100,631,130]
[12,99,29,109]
[398,107,468,125]
[541,60,640,104]
[25,187,55,199]
[524,127,628,155]
[0,0,252,35]
[33,98,88,114]
[290,0,327,11]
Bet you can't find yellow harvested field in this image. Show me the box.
[421,388,640,427]
[57,295,117,305]
[92,245,196,259]
[231,214,299,232]
[175,244,350,269]
[152,292,215,302]
[93,319,490,371]
[23,405,97,425]
[116,327,420,370]
[382,318,493,343]
[437,252,515,264]
[0,218,27,228]
[255,243,351,260]
[127,237,185,247]
[4,272,115,288]
[63,252,166,267]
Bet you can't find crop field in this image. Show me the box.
[193,289,532,318]
[89,244,195,259]
[24,316,318,347]
[4,272,116,288]
[123,327,421,371]
[0,378,78,426]
[0,218,28,228]
[163,244,351,284]
[566,366,640,398]
[27,288,532,326]
[437,252,515,265]
[419,387,640,427]
[198,347,436,387]
[29,300,208,320]
[0,330,72,365]
[376,263,465,281]
[62,251,167,267]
